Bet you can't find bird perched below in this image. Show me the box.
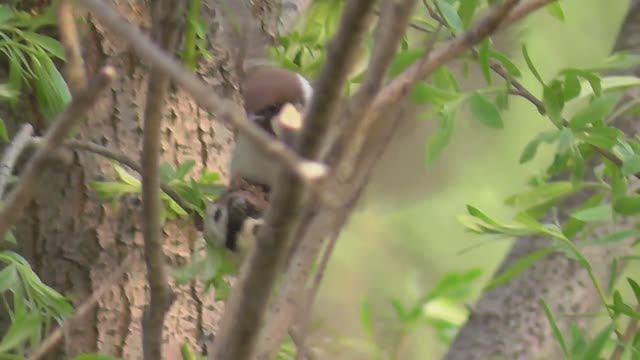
[202,180,269,265]
[230,65,313,190]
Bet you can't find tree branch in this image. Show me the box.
[210,1,376,359]
[140,2,183,358]
[0,66,115,241]
[57,0,87,95]
[77,0,328,187]
[0,124,33,198]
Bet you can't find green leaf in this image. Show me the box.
[32,53,71,119]
[505,181,574,209]
[389,49,423,78]
[484,247,554,291]
[570,204,612,222]
[411,83,460,105]
[113,165,141,186]
[614,196,640,215]
[581,325,614,360]
[628,278,640,305]
[175,160,196,180]
[360,299,375,339]
[590,229,640,245]
[0,83,18,100]
[490,50,521,77]
[0,117,8,142]
[622,156,640,176]
[543,80,564,125]
[519,130,560,164]
[541,299,570,359]
[21,32,66,60]
[457,0,479,28]
[478,39,491,84]
[546,2,565,21]
[469,92,503,129]
[0,309,41,353]
[0,265,18,293]
[588,52,640,72]
[569,94,620,129]
[425,110,455,165]
[0,5,14,24]
[522,44,544,86]
[555,127,574,155]
[575,76,640,99]
[563,72,581,101]
[575,126,622,149]
[436,0,464,34]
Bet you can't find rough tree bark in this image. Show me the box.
[445,1,640,359]
[0,0,305,358]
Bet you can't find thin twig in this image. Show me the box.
[28,253,136,360]
[0,67,115,241]
[0,124,34,198]
[26,137,196,215]
[57,0,87,94]
[140,2,183,358]
[77,0,328,187]
[211,1,376,359]
[294,230,340,360]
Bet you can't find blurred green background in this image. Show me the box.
[312,1,631,358]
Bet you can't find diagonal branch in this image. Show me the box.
[0,66,115,241]
[57,0,87,95]
[77,0,327,186]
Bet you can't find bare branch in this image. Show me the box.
[140,2,183,358]
[28,253,136,360]
[77,0,327,187]
[0,66,115,241]
[0,124,33,198]
[57,0,87,94]
[210,1,376,359]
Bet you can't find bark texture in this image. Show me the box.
[2,0,264,358]
[445,2,640,359]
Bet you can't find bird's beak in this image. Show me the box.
[271,103,303,144]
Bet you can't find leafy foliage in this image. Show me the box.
[0,251,73,357]
[0,3,70,126]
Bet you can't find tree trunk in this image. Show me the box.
[3,0,263,358]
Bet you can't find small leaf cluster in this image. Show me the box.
[0,3,71,130]
[0,251,73,357]
[90,161,224,222]
[345,270,481,358]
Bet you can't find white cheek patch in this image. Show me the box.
[296,73,314,108]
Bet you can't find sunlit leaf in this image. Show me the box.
[546,2,565,21]
[541,299,570,359]
[469,92,502,129]
[436,0,464,34]
[571,205,612,222]
[484,247,554,291]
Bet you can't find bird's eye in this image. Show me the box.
[213,208,223,222]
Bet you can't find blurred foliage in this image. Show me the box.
[0,3,70,127]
